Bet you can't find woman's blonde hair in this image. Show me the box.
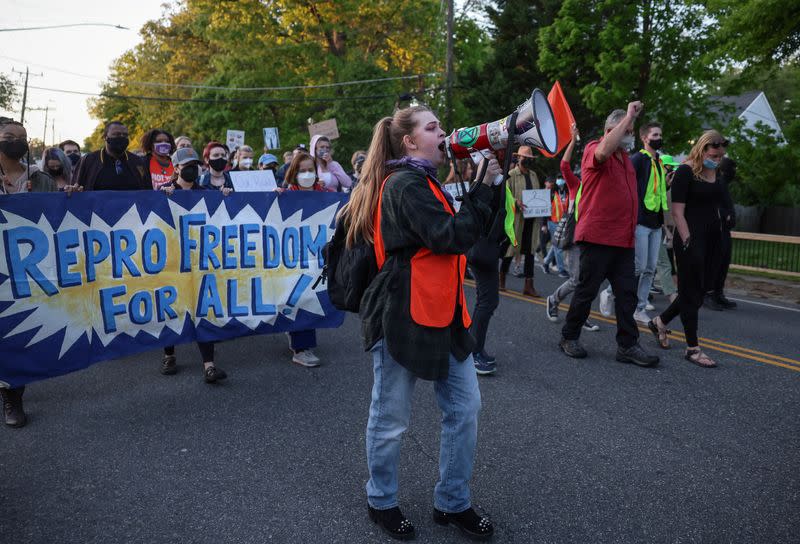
[686,129,725,178]
[339,105,431,248]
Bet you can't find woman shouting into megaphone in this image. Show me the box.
[340,106,500,540]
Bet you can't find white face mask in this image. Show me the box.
[297,172,317,188]
[620,135,635,151]
[239,158,253,168]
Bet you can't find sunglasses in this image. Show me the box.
[706,139,729,149]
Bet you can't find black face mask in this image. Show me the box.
[649,138,663,150]
[67,153,81,166]
[0,139,29,160]
[208,157,227,172]
[48,167,64,177]
[106,136,129,155]
[180,164,200,182]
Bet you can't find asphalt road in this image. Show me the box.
[2,271,799,544]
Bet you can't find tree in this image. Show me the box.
[707,0,800,68]
[538,0,716,147]
[0,73,18,112]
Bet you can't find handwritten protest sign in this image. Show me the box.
[522,189,552,218]
[230,170,277,192]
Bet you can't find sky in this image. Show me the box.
[0,0,167,145]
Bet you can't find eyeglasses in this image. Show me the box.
[706,139,729,149]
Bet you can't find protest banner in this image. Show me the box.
[230,170,278,192]
[307,119,339,140]
[262,128,280,150]
[522,189,552,218]
[226,129,245,151]
[0,191,347,388]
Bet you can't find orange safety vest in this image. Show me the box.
[551,191,566,222]
[373,175,472,329]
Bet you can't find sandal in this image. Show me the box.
[685,348,716,368]
[647,317,670,349]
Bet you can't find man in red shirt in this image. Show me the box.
[559,101,659,367]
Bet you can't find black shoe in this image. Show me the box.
[716,293,737,309]
[559,338,587,358]
[616,343,660,367]
[160,355,177,375]
[204,366,228,384]
[703,294,724,311]
[433,507,494,541]
[368,505,416,540]
[1,388,27,428]
[473,352,497,376]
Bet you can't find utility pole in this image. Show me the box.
[445,0,455,131]
[42,105,49,145]
[11,67,43,124]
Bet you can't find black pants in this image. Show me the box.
[562,242,639,348]
[659,224,721,347]
[164,342,215,362]
[709,227,732,294]
[500,254,534,278]
[469,262,500,354]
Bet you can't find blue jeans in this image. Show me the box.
[544,220,566,273]
[366,340,481,513]
[634,225,661,311]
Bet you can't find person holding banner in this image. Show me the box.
[309,135,351,192]
[199,141,234,194]
[73,121,150,192]
[158,147,229,383]
[0,117,58,427]
[42,147,73,190]
[343,106,498,540]
[278,151,329,367]
[141,129,176,191]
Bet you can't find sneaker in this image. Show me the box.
[433,507,494,540]
[540,263,551,275]
[599,289,614,317]
[512,262,524,278]
[546,295,559,322]
[292,349,321,367]
[204,365,228,383]
[582,320,600,332]
[633,309,651,324]
[473,352,497,375]
[645,303,655,311]
[558,270,570,278]
[160,354,177,375]
[478,350,496,364]
[616,343,659,367]
[559,338,587,358]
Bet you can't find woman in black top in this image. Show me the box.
[342,106,499,540]
[648,130,726,367]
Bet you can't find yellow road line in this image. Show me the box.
[464,279,800,372]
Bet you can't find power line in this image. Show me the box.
[22,84,443,104]
[0,56,441,92]
[0,23,129,32]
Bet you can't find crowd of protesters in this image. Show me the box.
[1,101,739,540]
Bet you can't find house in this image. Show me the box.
[709,91,785,140]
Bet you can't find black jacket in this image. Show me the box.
[73,149,150,191]
[630,150,664,228]
[359,166,495,380]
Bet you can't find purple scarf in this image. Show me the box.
[386,156,454,205]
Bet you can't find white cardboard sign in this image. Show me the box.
[229,170,277,192]
[522,189,552,218]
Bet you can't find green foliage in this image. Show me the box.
[538,0,716,147]
[707,0,800,67]
[727,119,800,207]
[0,73,18,112]
[87,0,448,163]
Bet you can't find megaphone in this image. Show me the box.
[447,88,558,159]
